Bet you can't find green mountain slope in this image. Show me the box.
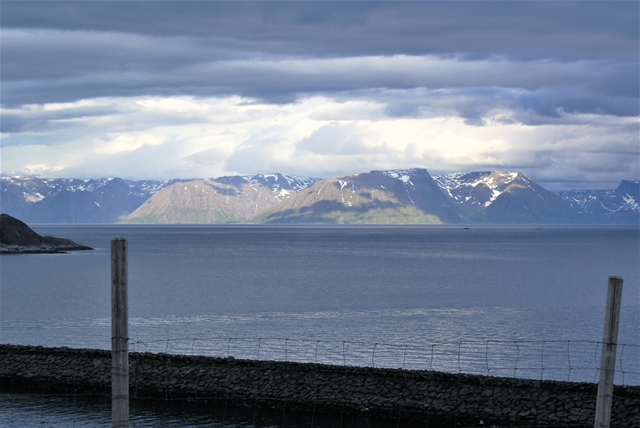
[248,169,463,224]
[123,177,286,223]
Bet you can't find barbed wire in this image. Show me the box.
[128,336,640,386]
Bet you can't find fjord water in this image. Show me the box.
[1,225,639,425]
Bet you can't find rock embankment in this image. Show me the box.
[1,344,638,426]
[0,213,93,253]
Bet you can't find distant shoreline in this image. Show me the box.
[0,244,93,254]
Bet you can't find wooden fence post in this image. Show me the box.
[111,238,129,428]
[594,276,623,428]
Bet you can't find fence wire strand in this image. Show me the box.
[2,338,639,427]
[2,337,640,427]
[127,336,639,385]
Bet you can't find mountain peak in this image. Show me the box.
[123,173,322,224]
[616,180,640,196]
[248,169,463,224]
[433,170,583,224]
[243,173,322,193]
[372,168,429,184]
[433,170,525,208]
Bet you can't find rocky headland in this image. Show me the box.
[0,213,93,254]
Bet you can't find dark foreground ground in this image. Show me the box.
[1,344,638,427]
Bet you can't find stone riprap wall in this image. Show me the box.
[1,344,638,427]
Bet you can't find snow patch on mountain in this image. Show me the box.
[243,173,321,194]
[621,194,639,211]
[433,171,521,207]
[432,172,466,199]
[2,176,172,200]
[557,180,640,223]
[376,169,420,187]
[373,169,428,211]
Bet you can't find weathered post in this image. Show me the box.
[111,238,129,428]
[594,276,623,428]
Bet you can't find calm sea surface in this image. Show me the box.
[1,225,639,426]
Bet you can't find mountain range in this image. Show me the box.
[249,169,462,224]
[125,174,321,224]
[0,176,172,223]
[433,171,584,224]
[1,170,638,224]
[557,180,640,225]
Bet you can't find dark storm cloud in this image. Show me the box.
[451,86,640,124]
[1,1,637,108]
[1,1,638,189]
[3,2,636,59]
[340,85,639,124]
[2,45,637,120]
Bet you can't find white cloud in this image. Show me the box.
[1,94,637,189]
[2,2,637,192]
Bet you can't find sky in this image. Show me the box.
[1,1,638,190]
